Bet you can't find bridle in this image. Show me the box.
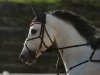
[25,17,100,75]
[25,20,54,61]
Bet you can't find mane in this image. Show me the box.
[51,10,98,45]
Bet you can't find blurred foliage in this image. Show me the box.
[0,0,60,4]
[71,0,100,7]
[61,0,100,8]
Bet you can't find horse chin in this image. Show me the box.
[22,57,36,65]
[20,55,36,65]
[25,59,36,65]
[25,54,42,65]
[23,55,41,65]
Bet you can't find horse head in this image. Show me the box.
[19,7,56,65]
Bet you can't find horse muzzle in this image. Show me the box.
[19,50,36,65]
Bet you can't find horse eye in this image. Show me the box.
[31,29,38,34]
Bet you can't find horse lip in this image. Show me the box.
[25,58,36,65]
[27,55,36,64]
[20,56,36,65]
[19,55,28,63]
[19,53,36,65]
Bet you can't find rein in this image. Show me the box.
[27,21,100,75]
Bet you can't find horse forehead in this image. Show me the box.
[30,24,41,29]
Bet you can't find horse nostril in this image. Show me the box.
[19,55,25,60]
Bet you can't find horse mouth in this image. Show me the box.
[26,56,36,65]
[20,56,36,65]
[19,53,36,65]
[19,49,43,65]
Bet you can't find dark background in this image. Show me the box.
[0,0,100,73]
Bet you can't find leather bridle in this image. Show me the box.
[25,21,100,75]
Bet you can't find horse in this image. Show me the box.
[19,9,100,75]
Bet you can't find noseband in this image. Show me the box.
[25,21,100,75]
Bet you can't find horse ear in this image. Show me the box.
[31,5,46,24]
[31,5,37,16]
[31,5,43,17]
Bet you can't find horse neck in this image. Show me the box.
[46,14,92,69]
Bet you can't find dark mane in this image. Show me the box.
[51,10,98,45]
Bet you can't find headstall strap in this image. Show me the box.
[30,21,42,26]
